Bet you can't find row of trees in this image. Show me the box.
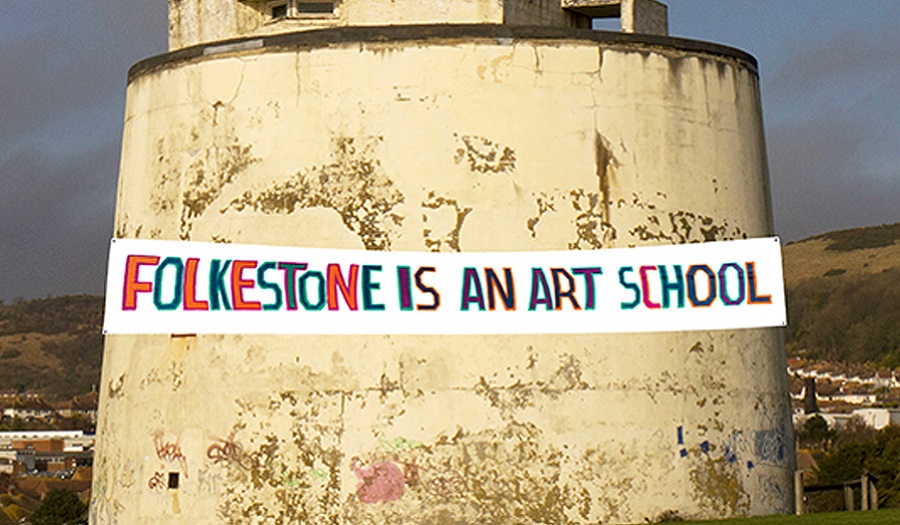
[786,267,900,366]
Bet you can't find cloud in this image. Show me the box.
[0,2,166,301]
[0,140,120,300]
[762,13,900,241]
[768,113,900,241]
[770,31,900,95]
[0,3,167,150]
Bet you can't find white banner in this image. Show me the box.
[103,237,785,335]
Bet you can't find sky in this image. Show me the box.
[0,1,897,301]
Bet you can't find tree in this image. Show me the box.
[799,414,834,449]
[814,426,900,508]
[28,489,86,525]
[834,415,877,447]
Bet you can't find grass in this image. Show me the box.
[672,509,900,525]
[782,236,900,285]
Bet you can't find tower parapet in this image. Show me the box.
[168,0,667,50]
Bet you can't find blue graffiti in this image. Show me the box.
[675,424,787,468]
[754,429,786,464]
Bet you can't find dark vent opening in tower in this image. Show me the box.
[299,1,334,13]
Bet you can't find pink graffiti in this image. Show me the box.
[207,432,252,469]
[147,471,165,490]
[153,433,188,477]
[353,461,405,503]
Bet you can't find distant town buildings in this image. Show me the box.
[788,358,900,430]
[0,430,94,476]
[0,392,97,426]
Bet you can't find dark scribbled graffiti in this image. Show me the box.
[153,432,188,476]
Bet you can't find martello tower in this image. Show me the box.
[93,1,793,524]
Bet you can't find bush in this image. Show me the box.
[785,268,900,363]
[28,489,87,525]
[820,222,900,252]
[814,426,900,508]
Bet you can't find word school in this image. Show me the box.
[104,237,786,335]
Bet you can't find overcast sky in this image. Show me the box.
[0,1,897,301]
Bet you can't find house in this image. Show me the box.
[0,395,57,421]
[55,392,99,424]
[850,408,900,430]
[0,431,95,475]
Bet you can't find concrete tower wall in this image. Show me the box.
[93,27,792,525]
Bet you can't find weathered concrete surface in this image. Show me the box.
[94,28,792,525]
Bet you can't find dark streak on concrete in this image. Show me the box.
[525,134,617,248]
[595,132,614,240]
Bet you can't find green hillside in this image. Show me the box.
[783,223,900,365]
[0,295,103,399]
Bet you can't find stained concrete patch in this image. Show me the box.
[149,101,260,240]
[226,136,405,250]
[453,134,516,174]
[421,192,473,252]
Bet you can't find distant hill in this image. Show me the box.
[783,222,900,366]
[0,295,103,399]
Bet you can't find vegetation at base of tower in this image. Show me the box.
[27,489,87,525]
[788,416,900,512]
[672,508,900,524]
[811,425,900,510]
[796,414,834,450]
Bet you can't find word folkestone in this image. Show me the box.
[103,237,785,335]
